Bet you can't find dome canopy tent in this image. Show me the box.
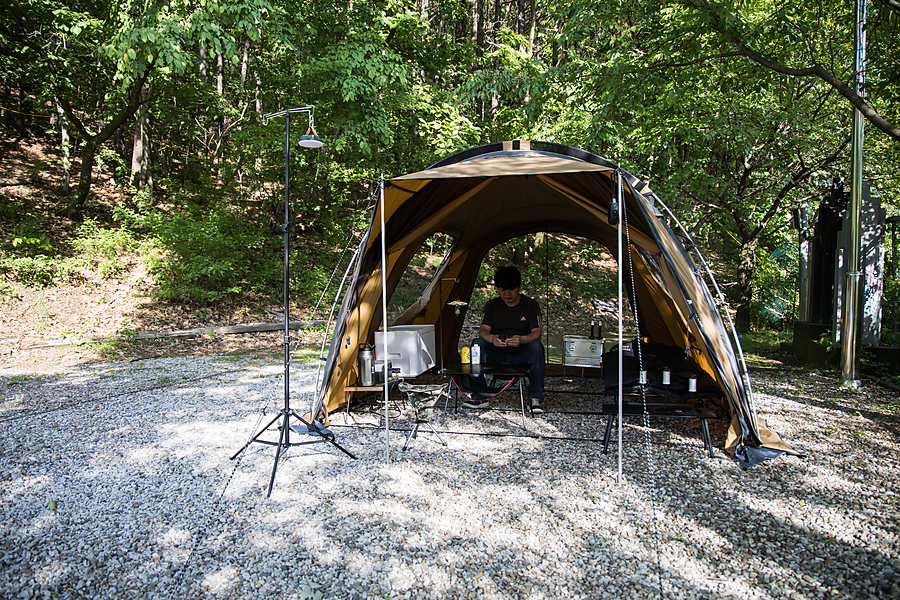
[316,140,797,467]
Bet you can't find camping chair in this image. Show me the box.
[398,382,449,451]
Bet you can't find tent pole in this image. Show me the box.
[546,227,551,360]
[380,176,391,462]
[617,170,624,484]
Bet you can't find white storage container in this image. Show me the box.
[374,325,436,377]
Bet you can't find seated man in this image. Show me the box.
[466,266,546,413]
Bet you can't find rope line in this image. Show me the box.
[0,104,52,118]
[622,176,666,600]
[172,407,266,597]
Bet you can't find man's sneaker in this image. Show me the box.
[461,398,490,409]
[531,398,544,414]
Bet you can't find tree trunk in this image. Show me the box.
[199,41,208,84]
[54,97,71,196]
[216,51,224,181]
[527,0,536,56]
[216,52,224,96]
[240,40,249,88]
[734,240,757,333]
[253,41,262,170]
[475,0,484,54]
[63,71,149,218]
[130,82,152,190]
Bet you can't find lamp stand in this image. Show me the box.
[231,107,356,498]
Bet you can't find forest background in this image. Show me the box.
[1,0,898,369]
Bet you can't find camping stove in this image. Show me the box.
[562,336,604,367]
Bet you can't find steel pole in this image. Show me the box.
[380,177,390,462]
[840,0,867,387]
[617,170,624,484]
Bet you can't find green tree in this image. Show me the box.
[1,0,271,217]
[454,0,896,328]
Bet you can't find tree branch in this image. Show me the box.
[682,1,900,142]
[652,51,743,69]
[749,136,850,240]
[735,45,899,141]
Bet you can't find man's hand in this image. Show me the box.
[504,335,522,347]
[492,334,508,347]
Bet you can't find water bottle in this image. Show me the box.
[471,343,481,365]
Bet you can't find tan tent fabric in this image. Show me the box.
[317,141,798,467]
[396,153,614,180]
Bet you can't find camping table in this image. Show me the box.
[442,362,531,430]
[601,402,717,458]
[343,377,402,420]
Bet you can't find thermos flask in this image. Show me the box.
[358,344,374,386]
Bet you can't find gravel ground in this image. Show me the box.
[1,356,898,600]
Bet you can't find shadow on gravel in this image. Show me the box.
[1,364,898,600]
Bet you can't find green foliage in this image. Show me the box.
[469,234,618,327]
[0,254,56,287]
[10,222,53,255]
[882,276,900,347]
[3,0,898,329]
[751,243,799,328]
[0,216,138,286]
[136,204,280,304]
[71,219,137,278]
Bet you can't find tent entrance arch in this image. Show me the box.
[318,140,799,467]
[390,231,632,367]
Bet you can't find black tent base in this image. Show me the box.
[231,408,357,498]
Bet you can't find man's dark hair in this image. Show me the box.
[494,266,522,290]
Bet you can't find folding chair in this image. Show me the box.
[398,382,450,451]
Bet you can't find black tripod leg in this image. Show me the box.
[266,414,290,498]
[230,412,283,460]
[290,412,358,459]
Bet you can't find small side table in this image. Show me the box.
[442,362,531,430]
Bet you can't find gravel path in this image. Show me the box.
[1,356,898,600]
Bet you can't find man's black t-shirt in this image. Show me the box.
[482,295,542,351]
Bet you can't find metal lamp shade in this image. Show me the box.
[299,134,323,148]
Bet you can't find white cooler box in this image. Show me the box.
[374,325,436,377]
[563,336,604,367]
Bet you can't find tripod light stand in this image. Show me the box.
[231,105,356,498]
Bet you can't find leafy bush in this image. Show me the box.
[0,216,83,286]
[71,219,137,278]
[10,220,52,255]
[139,204,281,304]
[751,244,798,328]
[0,254,83,286]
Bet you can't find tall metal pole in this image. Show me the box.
[283,110,292,430]
[232,107,356,499]
[840,0,867,387]
[380,177,391,463]
[616,170,624,483]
